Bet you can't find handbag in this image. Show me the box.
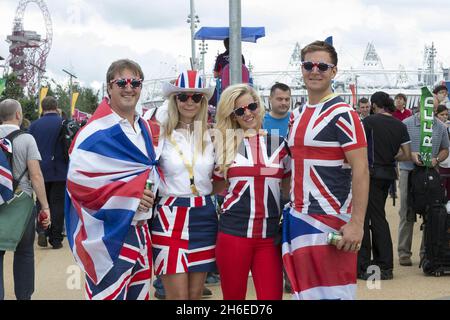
[0,191,34,251]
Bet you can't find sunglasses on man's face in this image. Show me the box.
[110,78,143,89]
[233,102,258,117]
[301,61,335,72]
[176,93,204,103]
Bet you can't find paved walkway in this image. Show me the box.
[3,196,450,300]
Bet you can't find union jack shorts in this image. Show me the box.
[84,224,152,300]
[151,195,218,275]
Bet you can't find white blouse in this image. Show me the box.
[158,129,215,197]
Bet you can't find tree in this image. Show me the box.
[0,73,24,101]
[76,87,99,115]
[20,96,38,122]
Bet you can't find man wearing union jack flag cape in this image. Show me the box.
[282,41,369,300]
[65,59,160,300]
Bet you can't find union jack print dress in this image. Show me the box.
[151,131,217,275]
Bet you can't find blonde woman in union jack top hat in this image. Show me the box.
[151,70,217,300]
[282,41,369,300]
[213,83,291,300]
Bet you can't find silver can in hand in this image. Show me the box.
[327,232,343,246]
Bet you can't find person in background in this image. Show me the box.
[397,104,449,267]
[29,96,68,249]
[435,104,450,208]
[263,82,292,137]
[213,38,246,80]
[392,93,412,122]
[433,84,450,111]
[357,97,371,120]
[0,99,50,300]
[357,91,411,280]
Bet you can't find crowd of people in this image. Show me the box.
[0,39,449,301]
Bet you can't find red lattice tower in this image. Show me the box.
[5,0,53,97]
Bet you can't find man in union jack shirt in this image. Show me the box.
[282,41,369,300]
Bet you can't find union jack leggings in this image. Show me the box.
[84,224,152,300]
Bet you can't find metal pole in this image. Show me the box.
[190,0,197,70]
[62,69,77,119]
[229,0,242,85]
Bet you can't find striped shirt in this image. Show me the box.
[399,114,449,171]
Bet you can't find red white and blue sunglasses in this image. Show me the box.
[110,78,143,89]
[301,61,335,72]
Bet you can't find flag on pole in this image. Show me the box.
[349,84,356,108]
[38,87,49,115]
[71,92,79,117]
[0,78,6,97]
[419,87,434,167]
[324,36,333,46]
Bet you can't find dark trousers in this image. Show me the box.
[0,207,36,300]
[358,178,394,272]
[39,181,66,245]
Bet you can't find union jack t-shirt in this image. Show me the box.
[288,95,367,215]
[214,133,290,239]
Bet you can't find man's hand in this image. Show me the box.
[39,208,51,229]
[138,189,155,212]
[431,158,439,168]
[336,220,364,252]
[411,152,423,166]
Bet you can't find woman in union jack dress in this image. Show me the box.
[150,70,218,300]
[213,84,291,300]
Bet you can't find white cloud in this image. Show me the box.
[1,0,450,93]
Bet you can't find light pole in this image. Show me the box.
[187,0,200,70]
[198,40,208,80]
[62,68,77,119]
[229,0,242,85]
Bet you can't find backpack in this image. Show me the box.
[57,119,81,163]
[408,166,446,217]
[0,130,28,193]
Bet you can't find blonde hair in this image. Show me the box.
[214,84,265,178]
[163,93,209,153]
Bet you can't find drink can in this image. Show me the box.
[38,210,49,230]
[146,179,154,191]
[327,232,342,246]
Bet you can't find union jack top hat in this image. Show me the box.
[162,70,214,100]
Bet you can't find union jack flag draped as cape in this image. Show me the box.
[65,98,159,285]
[0,138,14,205]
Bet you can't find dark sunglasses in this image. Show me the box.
[176,93,204,103]
[233,102,258,117]
[110,78,143,89]
[301,61,335,72]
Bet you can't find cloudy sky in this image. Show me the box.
[1,0,450,93]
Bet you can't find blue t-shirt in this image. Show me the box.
[263,112,290,138]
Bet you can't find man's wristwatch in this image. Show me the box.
[436,156,441,163]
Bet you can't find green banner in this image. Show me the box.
[419,86,434,167]
[0,78,5,96]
